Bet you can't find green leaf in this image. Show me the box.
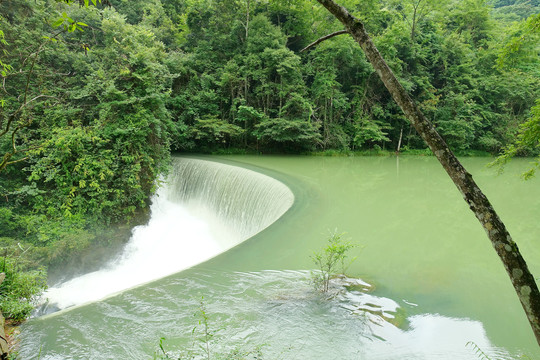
[52,18,64,28]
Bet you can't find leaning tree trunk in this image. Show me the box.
[315,0,540,345]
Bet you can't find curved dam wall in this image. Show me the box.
[166,157,295,242]
[42,157,294,312]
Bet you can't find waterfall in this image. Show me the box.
[41,157,294,312]
[166,157,295,242]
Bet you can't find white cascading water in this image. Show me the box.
[42,157,294,311]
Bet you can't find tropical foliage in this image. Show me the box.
[0,254,47,322]
[0,0,538,320]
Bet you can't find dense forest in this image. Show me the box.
[0,0,539,322]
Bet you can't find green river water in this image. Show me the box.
[19,155,540,359]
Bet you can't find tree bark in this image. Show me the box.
[397,127,403,153]
[315,0,540,345]
[245,0,250,41]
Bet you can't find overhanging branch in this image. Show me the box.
[300,30,349,53]
[6,156,29,166]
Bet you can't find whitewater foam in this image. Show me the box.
[42,157,294,311]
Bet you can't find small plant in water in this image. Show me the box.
[466,342,492,360]
[198,296,213,360]
[465,342,536,360]
[311,231,360,293]
[154,296,267,360]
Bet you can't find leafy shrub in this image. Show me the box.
[0,256,47,322]
[255,118,321,152]
[191,116,245,150]
[311,232,360,293]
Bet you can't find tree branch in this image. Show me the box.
[0,152,13,173]
[300,30,349,52]
[20,28,65,105]
[6,156,29,166]
[0,94,55,139]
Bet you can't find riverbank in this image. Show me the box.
[203,147,493,157]
[1,272,28,359]
[2,320,21,360]
[0,319,6,360]
[1,274,8,359]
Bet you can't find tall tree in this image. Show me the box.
[314,0,540,344]
[493,13,540,178]
[388,0,445,45]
